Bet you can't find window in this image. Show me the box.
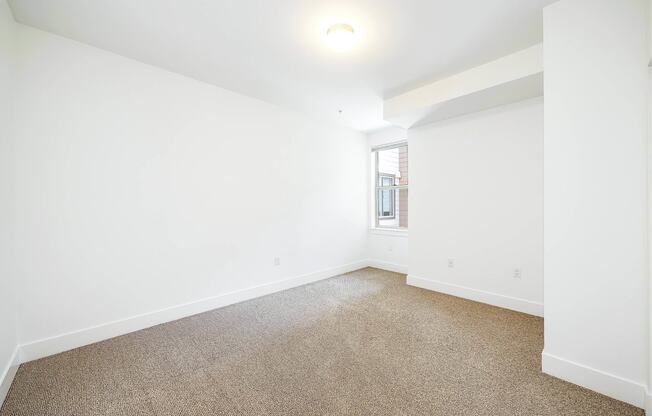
[372,142,408,229]
[378,175,396,219]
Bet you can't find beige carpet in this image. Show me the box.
[0,268,643,416]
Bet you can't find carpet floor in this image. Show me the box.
[0,268,643,415]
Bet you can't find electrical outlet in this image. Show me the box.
[513,268,522,279]
[274,257,280,266]
[447,259,455,268]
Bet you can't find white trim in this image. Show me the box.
[406,274,543,317]
[7,263,648,412]
[370,140,408,152]
[19,261,368,363]
[368,227,408,238]
[366,259,408,274]
[0,346,20,409]
[542,351,646,409]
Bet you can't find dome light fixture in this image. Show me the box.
[326,23,356,52]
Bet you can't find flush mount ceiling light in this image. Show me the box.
[326,23,356,52]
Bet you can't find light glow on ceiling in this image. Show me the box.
[325,23,356,52]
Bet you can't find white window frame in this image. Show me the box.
[372,141,408,230]
[377,174,396,219]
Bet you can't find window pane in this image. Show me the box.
[377,188,408,228]
[377,145,408,186]
[377,188,395,219]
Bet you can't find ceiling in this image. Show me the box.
[8,0,557,132]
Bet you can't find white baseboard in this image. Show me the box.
[0,346,20,408]
[542,351,646,409]
[366,259,408,274]
[19,260,368,363]
[406,274,543,317]
[10,263,648,412]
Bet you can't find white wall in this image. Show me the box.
[366,127,409,273]
[407,98,544,316]
[543,0,649,408]
[0,0,19,402]
[9,24,368,358]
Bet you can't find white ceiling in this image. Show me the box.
[8,0,557,132]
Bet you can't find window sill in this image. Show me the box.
[369,227,408,238]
